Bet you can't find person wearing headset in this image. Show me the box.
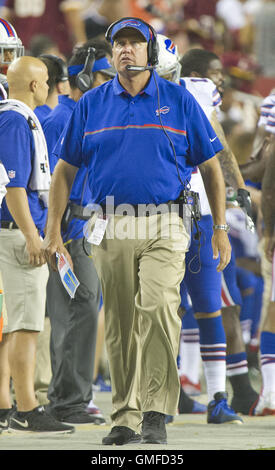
[34,55,70,125]
[42,40,115,427]
[42,17,231,446]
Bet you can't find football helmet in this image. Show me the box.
[0,18,24,66]
[156,34,181,83]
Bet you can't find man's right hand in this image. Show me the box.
[25,233,47,267]
[42,231,73,271]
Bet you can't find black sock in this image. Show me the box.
[229,373,258,399]
[178,388,195,413]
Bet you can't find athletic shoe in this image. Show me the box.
[8,406,75,434]
[253,391,275,416]
[178,387,207,414]
[180,375,201,396]
[93,374,111,392]
[86,400,106,424]
[141,411,167,444]
[207,392,243,424]
[51,408,106,425]
[102,426,141,445]
[0,407,14,430]
[231,391,259,416]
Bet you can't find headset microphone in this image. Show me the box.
[126,65,155,71]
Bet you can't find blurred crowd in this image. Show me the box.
[1,0,274,152]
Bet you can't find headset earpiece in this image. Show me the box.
[76,47,96,93]
[39,54,68,82]
[147,32,159,66]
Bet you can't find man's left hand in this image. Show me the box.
[212,230,232,272]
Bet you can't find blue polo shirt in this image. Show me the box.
[0,111,48,232]
[34,104,52,126]
[55,72,223,206]
[43,94,91,241]
[43,95,76,173]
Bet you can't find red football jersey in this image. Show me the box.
[5,0,80,56]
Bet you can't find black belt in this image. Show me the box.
[66,202,181,219]
[1,220,19,229]
[100,202,181,218]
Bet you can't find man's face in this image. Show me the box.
[34,65,49,106]
[112,28,148,74]
[0,47,16,74]
[3,48,15,63]
[206,58,224,95]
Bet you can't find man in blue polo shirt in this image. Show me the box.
[43,40,115,426]
[43,18,231,445]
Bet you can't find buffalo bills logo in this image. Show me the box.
[156,106,170,116]
[164,39,176,55]
[8,170,16,179]
[121,20,141,27]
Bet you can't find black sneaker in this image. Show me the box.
[141,411,167,444]
[57,409,106,425]
[0,407,14,430]
[8,406,75,434]
[102,426,141,445]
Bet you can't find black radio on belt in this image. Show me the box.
[177,189,201,221]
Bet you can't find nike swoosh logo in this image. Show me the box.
[11,418,29,428]
[210,137,217,142]
[0,420,8,427]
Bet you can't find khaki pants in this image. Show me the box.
[90,213,189,432]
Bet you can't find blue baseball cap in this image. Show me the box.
[109,19,151,44]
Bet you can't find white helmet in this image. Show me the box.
[156,34,181,83]
[0,18,24,66]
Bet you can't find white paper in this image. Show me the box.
[56,252,80,299]
[87,216,109,245]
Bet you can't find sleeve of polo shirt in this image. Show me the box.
[0,112,32,188]
[53,97,86,169]
[184,91,223,166]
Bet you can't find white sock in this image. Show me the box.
[203,360,226,402]
[179,331,201,384]
[261,363,275,395]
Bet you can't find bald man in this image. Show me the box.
[0,56,74,434]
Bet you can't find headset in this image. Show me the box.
[39,54,68,82]
[74,47,96,93]
[105,17,159,68]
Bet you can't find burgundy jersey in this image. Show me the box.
[184,0,218,19]
[5,0,81,56]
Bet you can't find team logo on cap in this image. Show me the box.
[8,170,16,179]
[120,20,142,27]
[156,106,170,116]
[164,39,176,55]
